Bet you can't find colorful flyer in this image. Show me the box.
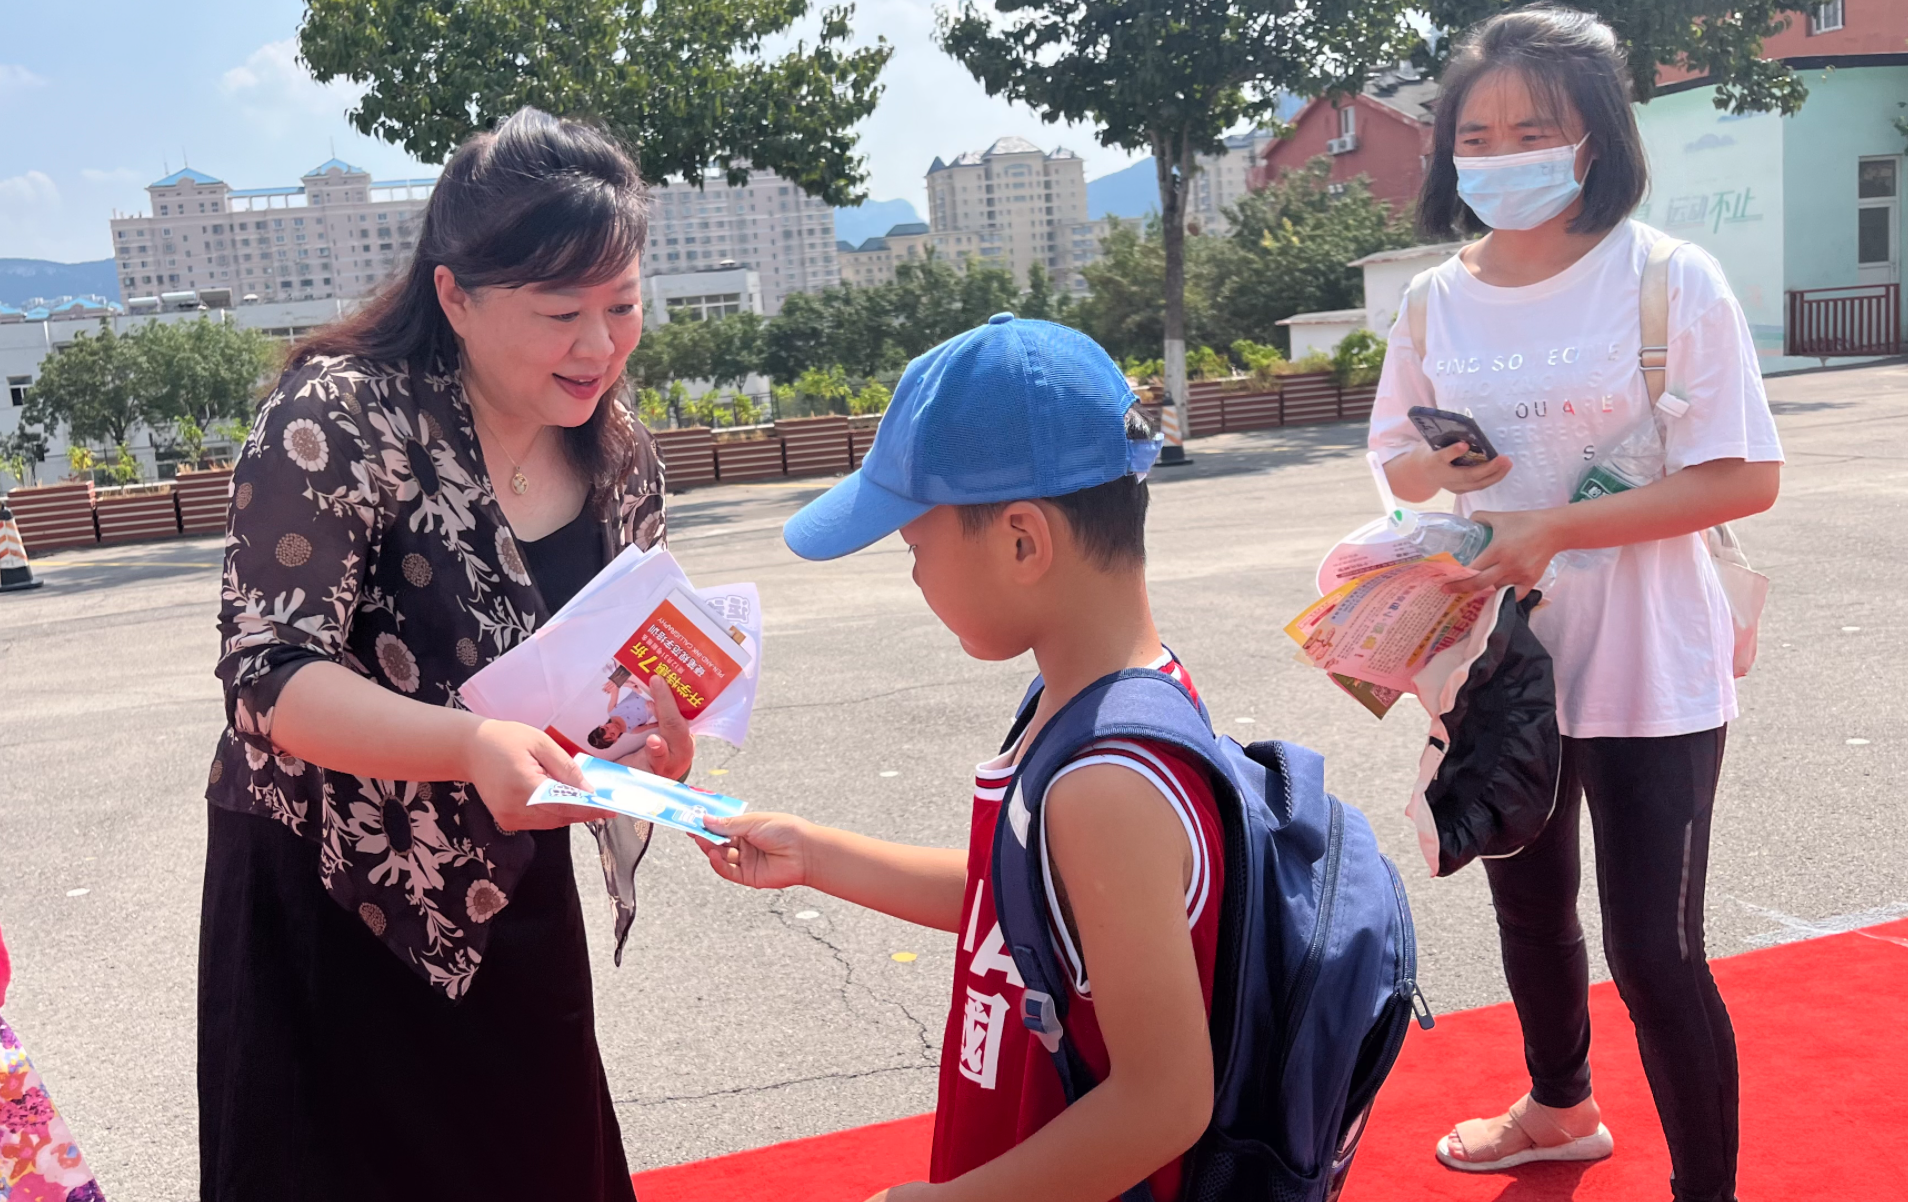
[529,753,749,843]
[543,586,754,758]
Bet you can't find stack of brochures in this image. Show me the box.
[461,543,764,756]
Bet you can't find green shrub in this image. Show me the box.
[849,379,892,416]
[1187,344,1234,381]
[1331,328,1386,387]
[1230,339,1285,386]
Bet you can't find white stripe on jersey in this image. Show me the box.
[1032,737,1213,996]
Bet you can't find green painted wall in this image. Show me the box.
[1781,64,1907,296]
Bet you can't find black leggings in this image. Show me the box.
[1484,726,1738,1202]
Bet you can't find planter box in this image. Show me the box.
[173,467,235,535]
[1184,392,1224,438]
[1339,382,1379,423]
[1278,371,1343,425]
[2,482,97,555]
[775,416,851,479]
[847,415,881,469]
[714,437,786,483]
[651,426,716,490]
[95,485,181,545]
[1221,390,1284,432]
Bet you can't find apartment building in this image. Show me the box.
[924,137,1107,291]
[107,160,436,306]
[835,222,993,288]
[1188,130,1281,233]
[642,173,839,315]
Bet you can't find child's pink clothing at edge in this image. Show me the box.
[1,918,108,1200]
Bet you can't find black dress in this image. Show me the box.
[198,507,637,1202]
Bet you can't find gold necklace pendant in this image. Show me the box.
[511,469,529,495]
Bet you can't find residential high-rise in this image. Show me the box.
[642,173,840,315]
[1188,130,1281,234]
[924,137,1106,291]
[107,160,437,305]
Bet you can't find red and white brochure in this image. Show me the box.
[460,545,762,750]
[542,586,753,758]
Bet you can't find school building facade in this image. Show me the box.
[1635,3,1907,370]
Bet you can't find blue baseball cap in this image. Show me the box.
[783,313,1160,561]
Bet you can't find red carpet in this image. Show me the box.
[631,919,1908,1201]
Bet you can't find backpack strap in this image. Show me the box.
[1638,236,1687,415]
[1404,268,1434,363]
[990,668,1225,1202]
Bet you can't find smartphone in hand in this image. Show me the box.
[1407,406,1499,467]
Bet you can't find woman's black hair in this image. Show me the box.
[295,107,651,501]
[1417,5,1648,239]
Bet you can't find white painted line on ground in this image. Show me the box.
[1729,896,1908,947]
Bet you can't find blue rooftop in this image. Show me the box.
[228,186,306,198]
[150,167,224,188]
[304,158,367,177]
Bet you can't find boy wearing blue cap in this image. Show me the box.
[697,315,1227,1202]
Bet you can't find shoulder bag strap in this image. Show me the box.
[1405,269,1434,364]
[1638,236,1684,411]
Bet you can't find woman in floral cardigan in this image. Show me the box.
[199,108,686,1201]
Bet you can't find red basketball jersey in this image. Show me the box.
[929,656,1225,1200]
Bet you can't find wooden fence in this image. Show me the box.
[2,375,1379,550]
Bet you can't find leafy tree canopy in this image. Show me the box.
[938,0,1412,414]
[299,0,893,204]
[1076,163,1413,360]
[139,318,281,430]
[21,317,277,469]
[23,322,148,449]
[1418,0,1815,116]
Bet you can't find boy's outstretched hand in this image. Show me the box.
[695,813,814,890]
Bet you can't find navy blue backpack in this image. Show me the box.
[994,668,1431,1201]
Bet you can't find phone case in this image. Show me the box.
[1407,406,1497,466]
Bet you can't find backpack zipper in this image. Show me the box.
[1383,856,1434,1032]
[1338,856,1431,1132]
[1279,794,1344,1072]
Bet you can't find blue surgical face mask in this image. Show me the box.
[1455,138,1588,230]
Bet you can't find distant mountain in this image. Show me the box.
[834,199,924,248]
[1088,160,1159,222]
[0,259,120,308]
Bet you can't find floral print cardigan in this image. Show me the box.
[209,353,666,999]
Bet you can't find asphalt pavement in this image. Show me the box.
[2,360,1905,1197]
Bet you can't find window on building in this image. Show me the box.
[1857,157,1898,267]
[1809,0,1844,33]
[1340,106,1357,137]
[8,376,30,407]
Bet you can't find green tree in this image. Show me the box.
[23,321,149,450]
[1418,1,1813,116]
[300,0,892,205]
[137,317,279,435]
[939,0,1409,446]
[1204,159,1415,351]
[1015,262,1074,323]
[1072,217,1228,362]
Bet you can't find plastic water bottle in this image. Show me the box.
[1404,510,1494,565]
[1368,452,1493,564]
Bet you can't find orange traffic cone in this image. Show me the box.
[0,500,44,592]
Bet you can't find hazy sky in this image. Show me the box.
[0,0,1147,263]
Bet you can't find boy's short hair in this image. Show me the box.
[958,402,1156,570]
[587,725,616,749]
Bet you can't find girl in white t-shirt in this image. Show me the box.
[1368,10,1781,1201]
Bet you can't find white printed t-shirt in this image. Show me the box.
[1369,220,1785,739]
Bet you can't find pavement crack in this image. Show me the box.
[771,896,938,1067]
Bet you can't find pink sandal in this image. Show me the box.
[1435,1094,1614,1172]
